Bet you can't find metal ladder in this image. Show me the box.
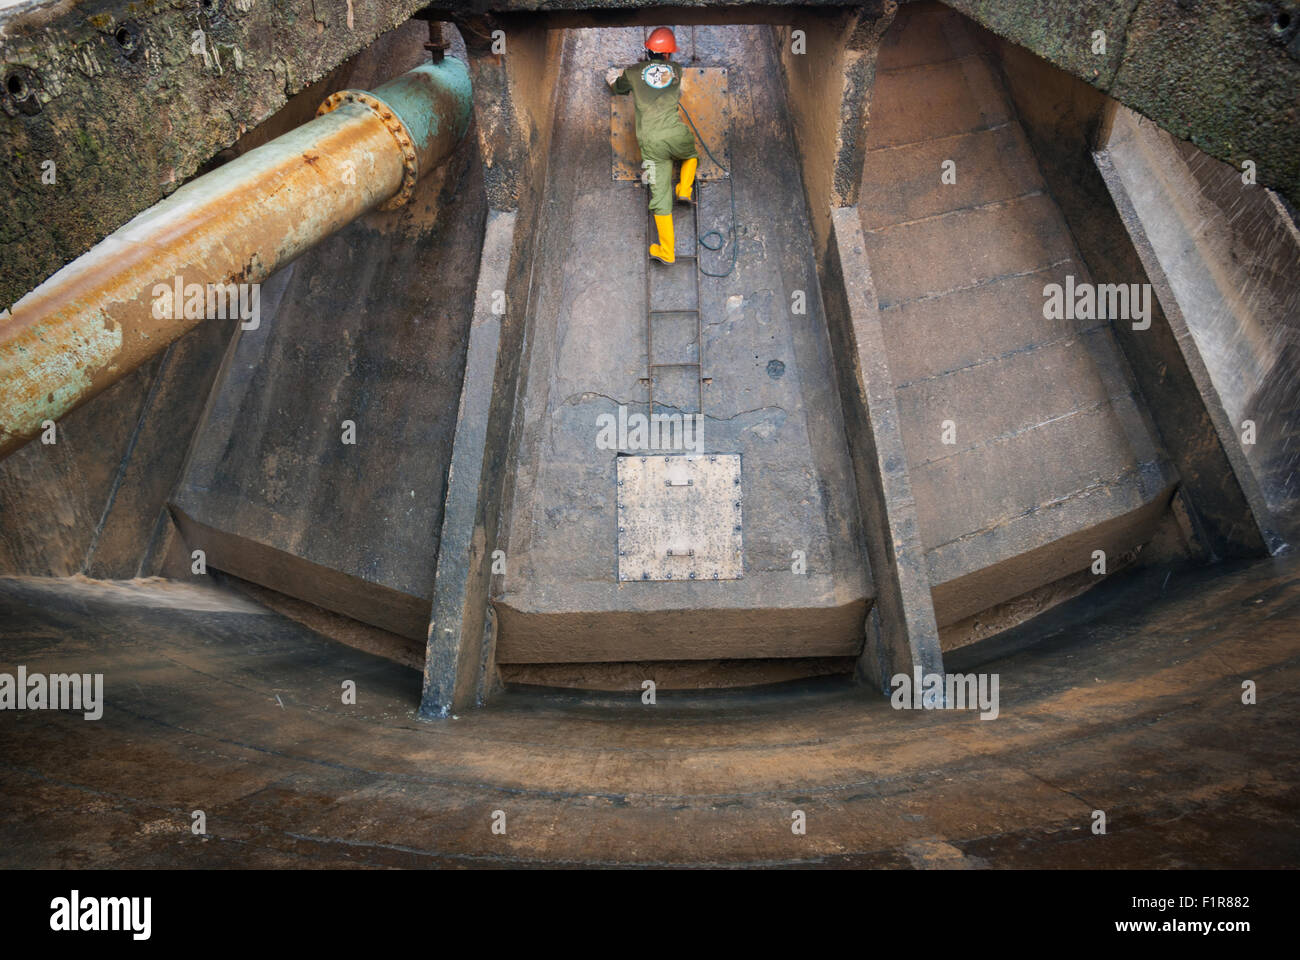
[643,182,705,417]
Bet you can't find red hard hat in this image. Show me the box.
[646,27,677,53]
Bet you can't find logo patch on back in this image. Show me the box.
[641,63,674,89]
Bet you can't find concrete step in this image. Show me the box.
[895,327,1133,469]
[876,0,982,70]
[861,1,1175,628]
[878,263,1092,387]
[867,54,1010,150]
[909,400,1164,555]
[863,192,1076,307]
[860,123,1044,232]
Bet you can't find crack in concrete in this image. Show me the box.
[558,390,785,423]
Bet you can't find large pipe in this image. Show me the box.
[0,56,472,460]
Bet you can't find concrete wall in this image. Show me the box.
[1103,107,1300,541]
[8,0,1296,319]
[0,318,234,578]
[776,2,944,689]
[942,0,1300,209]
[775,1,896,260]
[988,32,1278,558]
[775,11,850,260]
[851,2,1179,660]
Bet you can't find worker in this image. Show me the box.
[606,27,699,265]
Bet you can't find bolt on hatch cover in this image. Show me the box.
[616,454,743,582]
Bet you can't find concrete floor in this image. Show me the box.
[492,25,871,664]
[1,552,1296,867]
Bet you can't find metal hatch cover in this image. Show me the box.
[617,454,743,582]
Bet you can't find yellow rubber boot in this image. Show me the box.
[676,157,698,202]
[650,214,675,264]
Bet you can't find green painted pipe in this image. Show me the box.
[0,57,472,460]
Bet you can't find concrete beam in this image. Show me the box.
[822,206,944,692]
[420,209,517,717]
[1101,107,1299,546]
[419,20,562,715]
[774,4,938,690]
[1094,153,1283,556]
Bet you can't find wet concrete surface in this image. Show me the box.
[0,552,1296,868]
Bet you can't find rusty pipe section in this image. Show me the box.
[0,57,472,460]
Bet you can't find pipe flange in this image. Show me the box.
[317,89,419,210]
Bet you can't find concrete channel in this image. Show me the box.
[0,0,1296,869]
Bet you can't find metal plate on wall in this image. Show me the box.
[617,454,743,581]
[610,67,730,182]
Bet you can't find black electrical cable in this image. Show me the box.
[678,102,738,278]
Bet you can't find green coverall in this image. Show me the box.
[612,60,699,215]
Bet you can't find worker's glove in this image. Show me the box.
[605,67,622,87]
